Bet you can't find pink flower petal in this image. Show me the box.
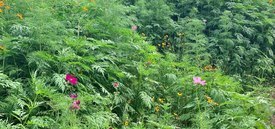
[73,100,80,105]
[200,80,206,86]
[65,74,78,85]
[131,25,137,31]
[71,103,80,110]
[66,74,73,81]
[70,93,78,99]
[70,78,78,85]
[113,82,119,88]
[193,77,202,84]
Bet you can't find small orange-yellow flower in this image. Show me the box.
[155,106,160,112]
[16,13,23,20]
[124,120,129,126]
[158,98,164,103]
[213,102,219,106]
[82,6,88,12]
[204,65,217,71]
[0,1,5,7]
[0,45,5,50]
[177,92,183,97]
[205,95,212,103]
[205,95,219,106]
[269,0,273,4]
[0,9,2,13]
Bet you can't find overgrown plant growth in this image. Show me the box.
[127,0,275,79]
[0,0,274,128]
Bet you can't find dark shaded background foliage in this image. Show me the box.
[124,0,275,79]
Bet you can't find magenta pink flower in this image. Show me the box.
[65,74,78,85]
[70,100,80,110]
[193,77,206,86]
[69,93,78,99]
[73,100,80,105]
[113,82,119,88]
[131,25,137,31]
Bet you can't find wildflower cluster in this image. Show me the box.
[157,35,171,49]
[0,0,10,13]
[65,74,81,110]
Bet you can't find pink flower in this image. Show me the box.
[69,93,78,99]
[200,80,206,86]
[74,100,80,105]
[71,103,80,110]
[193,77,202,84]
[113,82,119,88]
[131,25,137,31]
[193,77,206,86]
[65,74,78,85]
[71,100,80,110]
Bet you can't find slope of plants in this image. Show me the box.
[0,0,274,129]
[125,0,275,79]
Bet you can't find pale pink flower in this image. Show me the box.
[131,25,137,31]
[113,82,119,88]
[69,93,78,99]
[193,76,206,86]
[70,100,81,110]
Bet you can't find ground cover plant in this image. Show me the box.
[0,0,274,129]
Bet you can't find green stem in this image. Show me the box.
[196,87,201,113]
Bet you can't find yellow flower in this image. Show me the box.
[151,97,155,102]
[5,5,10,10]
[124,120,129,126]
[269,0,273,4]
[0,45,5,50]
[0,9,2,13]
[158,98,164,103]
[82,6,88,12]
[0,1,4,7]
[155,106,160,112]
[177,92,183,97]
[203,65,217,71]
[205,95,212,103]
[16,13,23,20]
[207,98,213,103]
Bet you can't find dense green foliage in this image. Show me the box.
[126,0,275,79]
[0,0,274,128]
